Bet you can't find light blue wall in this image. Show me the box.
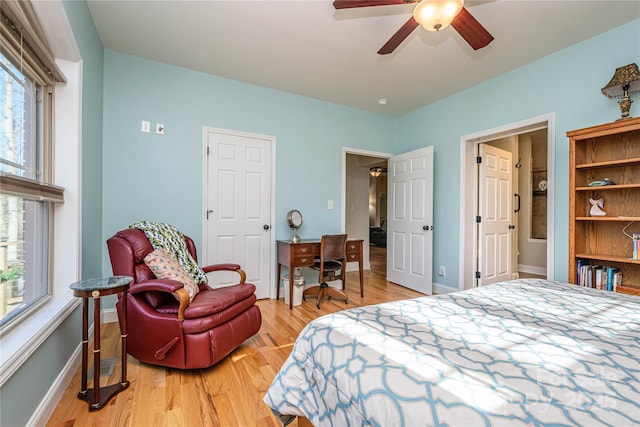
[101,50,396,267]
[395,19,640,287]
[70,0,105,280]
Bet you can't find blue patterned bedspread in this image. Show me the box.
[263,279,640,426]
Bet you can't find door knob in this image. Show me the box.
[423,225,428,230]
[263,224,270,230]
[509,224,515,229]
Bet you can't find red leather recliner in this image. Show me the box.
[107,228,262,369]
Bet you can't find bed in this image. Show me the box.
[263,279,640,426]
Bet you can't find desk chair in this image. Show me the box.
[303,234,349,309]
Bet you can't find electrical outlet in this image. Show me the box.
[328,200,334,210]
[156,123,165,135]
[141,120,150,133]
[438,266,446,276]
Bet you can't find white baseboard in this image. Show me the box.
[375,280,457,296]
[518,264,547,276]
[27,323,92,427]
[433,282,457,295]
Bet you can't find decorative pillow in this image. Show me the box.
[130,221,207,285]
[143,248,199,302]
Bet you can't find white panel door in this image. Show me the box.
[205,129,272,299]
[387,146,433,294]
[478,144,512,286]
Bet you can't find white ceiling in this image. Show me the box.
[86,0,640,117]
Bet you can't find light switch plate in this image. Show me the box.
[141,120,150,133]
[328,200,334,210]
[156,123,165,134]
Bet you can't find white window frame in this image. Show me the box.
[0,7,82,386]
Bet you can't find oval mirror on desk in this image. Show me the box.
[286,210,303,243]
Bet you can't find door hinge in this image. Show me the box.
[475,271,481,279]
[476,215,481,223]
[207,146,209,156]
[476,156,482,164]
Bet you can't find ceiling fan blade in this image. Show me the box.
[333,0,417,10]
[451,7,494,50]
[378,16,420,55]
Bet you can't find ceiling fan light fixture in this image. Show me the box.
[370,167,386,177]
[413,0,464,32]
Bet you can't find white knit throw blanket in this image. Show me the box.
[130,221,207,285]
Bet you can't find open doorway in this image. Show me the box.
[368,161,387,246]
[343,149,391,276]
[344,146,434,295]
[459,114,555,290]
[480,129,548,285]
[368,160,388,277]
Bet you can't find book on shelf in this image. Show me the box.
[577,259,583,285]
[614,272,623,292]
[579,264,595,288]
[595,266,604,290]
[576,259,621,291]
[606,267,617,291]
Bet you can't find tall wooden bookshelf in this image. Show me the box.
[568,117,640,296]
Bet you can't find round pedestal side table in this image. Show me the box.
[70,275,132,411]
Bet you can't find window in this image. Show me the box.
[0,4,65,330]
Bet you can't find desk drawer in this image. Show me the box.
[294,255,315,266]
[293,243,316,266]
[293,244,316,256]
[346,241,362,262]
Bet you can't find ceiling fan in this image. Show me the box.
[333,0,494,55]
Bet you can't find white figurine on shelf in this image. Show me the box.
[589,197,606,216]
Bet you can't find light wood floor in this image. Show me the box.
[47,246,423,427]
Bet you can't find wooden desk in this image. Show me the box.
[277,239,364,309]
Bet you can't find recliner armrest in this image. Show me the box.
[129,279,190,320]
[128,278,185,295]
[202,263,246,284]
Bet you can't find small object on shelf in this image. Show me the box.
[538,180,547,191]
[621,222,640,260]
[587,178,616,187]
[589,198,606,216]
